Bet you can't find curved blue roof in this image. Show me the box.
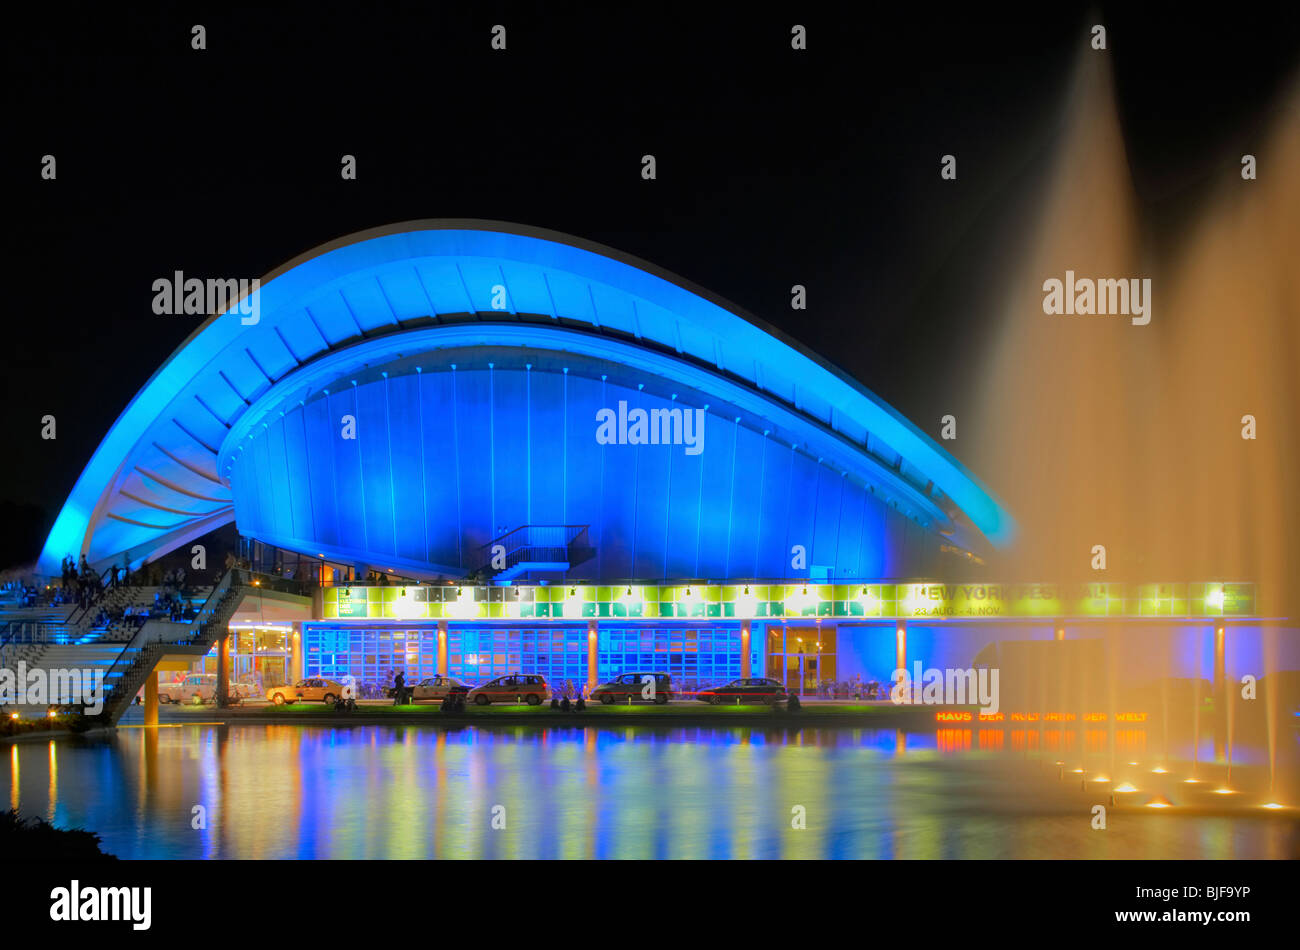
[38,221,1014,575]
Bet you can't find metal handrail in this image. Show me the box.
[100,570,239,709]
[470,525,591,575]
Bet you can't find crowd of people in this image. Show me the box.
[57,555,202,631]
[0,580,43,608]
[59,555,108,608]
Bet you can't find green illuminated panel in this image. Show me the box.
[319,581,1256,621]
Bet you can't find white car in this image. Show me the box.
[158,673,248,704]
[407,675,470,703]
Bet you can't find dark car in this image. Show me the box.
[386,675,469,703]
[590,672,673,705]
[696,677,789,705]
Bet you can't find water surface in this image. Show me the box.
[6,724,1296,859]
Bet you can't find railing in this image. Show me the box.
[239,570,315,598]
[0,620,86,666]
[64,564,118,626]
[98,569,247,722]
[469,525,593,577]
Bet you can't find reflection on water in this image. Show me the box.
[4,724,1297,859]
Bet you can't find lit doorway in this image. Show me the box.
[766,624,837,698]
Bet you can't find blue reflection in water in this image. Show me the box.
[3,725,1296,859]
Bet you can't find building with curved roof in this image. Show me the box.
[39,221,1032,694]
[40,220,1013,585]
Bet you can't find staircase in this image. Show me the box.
[470,525,595,580]
[95,570,249,724]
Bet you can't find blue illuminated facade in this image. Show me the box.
[39,220,1013,579]
[40,221,1020,690]
[304,622,757,694]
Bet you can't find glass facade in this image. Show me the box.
[765,624,838,697]
[199,627,293,691]
[306,627,440,689]
[597,625,745,693]
[303,621,758,694]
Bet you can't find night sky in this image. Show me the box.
[5,3,1298,569]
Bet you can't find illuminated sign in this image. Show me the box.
[934,711,1149,724]
[319,582,1254,621]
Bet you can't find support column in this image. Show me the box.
[216,633,229,707]
[437,620,448,676]
[586,620,599,695]
[290,628,303,683]
[895,619,907,676]
[144,671,158,726]
[740,619,752,679]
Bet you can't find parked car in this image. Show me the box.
[387,675,470,703]
[695,677,789,705]
[158,673,248,704]
[590,672,672,704]
[465,674,550,706]
[266,677,347,705]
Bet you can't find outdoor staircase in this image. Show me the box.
[96,570,249,724]
[470,525,595,581]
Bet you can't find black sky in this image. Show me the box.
[4,2,1298,568]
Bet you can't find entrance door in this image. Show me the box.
[783,654,820,697]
